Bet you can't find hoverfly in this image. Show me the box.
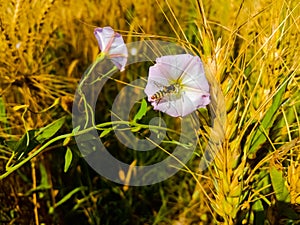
[150,82,181,104]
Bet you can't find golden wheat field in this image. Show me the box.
[0,0,299,224]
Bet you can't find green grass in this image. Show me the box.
[0,0,299,224]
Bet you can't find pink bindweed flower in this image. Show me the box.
[94,27,128,71]
[144,54,210,117]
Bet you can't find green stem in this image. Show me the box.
[0,133,72,180]
[77,53,105,128]
[0,117,196,180]
[77,54,118,129]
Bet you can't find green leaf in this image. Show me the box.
[72,125,80,134]
[270,166,300,220]
[270,166,290,203]
[100,128,112,138]
[39,163,50,188]
[14,130,39,160]
[253,199,264,211]
[253,199,265,224]
[35,117,66,143]
[133,99,147,122]
[64,147,73,172]
[63,136,72,146]
[49,186,87,214]
[13,117,66,161]
[248,81,288,155]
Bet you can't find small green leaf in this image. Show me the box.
[100,129,112,138]
[49,186,87,214]
[35,117,66,143]
[63,136,72,146]
[270,166,290,203]
[64,147,73,172]
[253,199,264,211]
[39,163,50,188]
[133,99,147,122]
[14,130,39,160]
[72,125,80,134]
[253,199,265,224]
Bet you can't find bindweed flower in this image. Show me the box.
[94,27,128,71]
[144,54,210,117]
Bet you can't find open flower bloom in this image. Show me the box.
[94,27,128,71]
[144,54,210,117]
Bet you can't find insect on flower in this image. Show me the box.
[144,54,210,117]
[94,26,128,71]
[150,82,180,104]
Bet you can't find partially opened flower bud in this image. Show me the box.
[94,27,128,71]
